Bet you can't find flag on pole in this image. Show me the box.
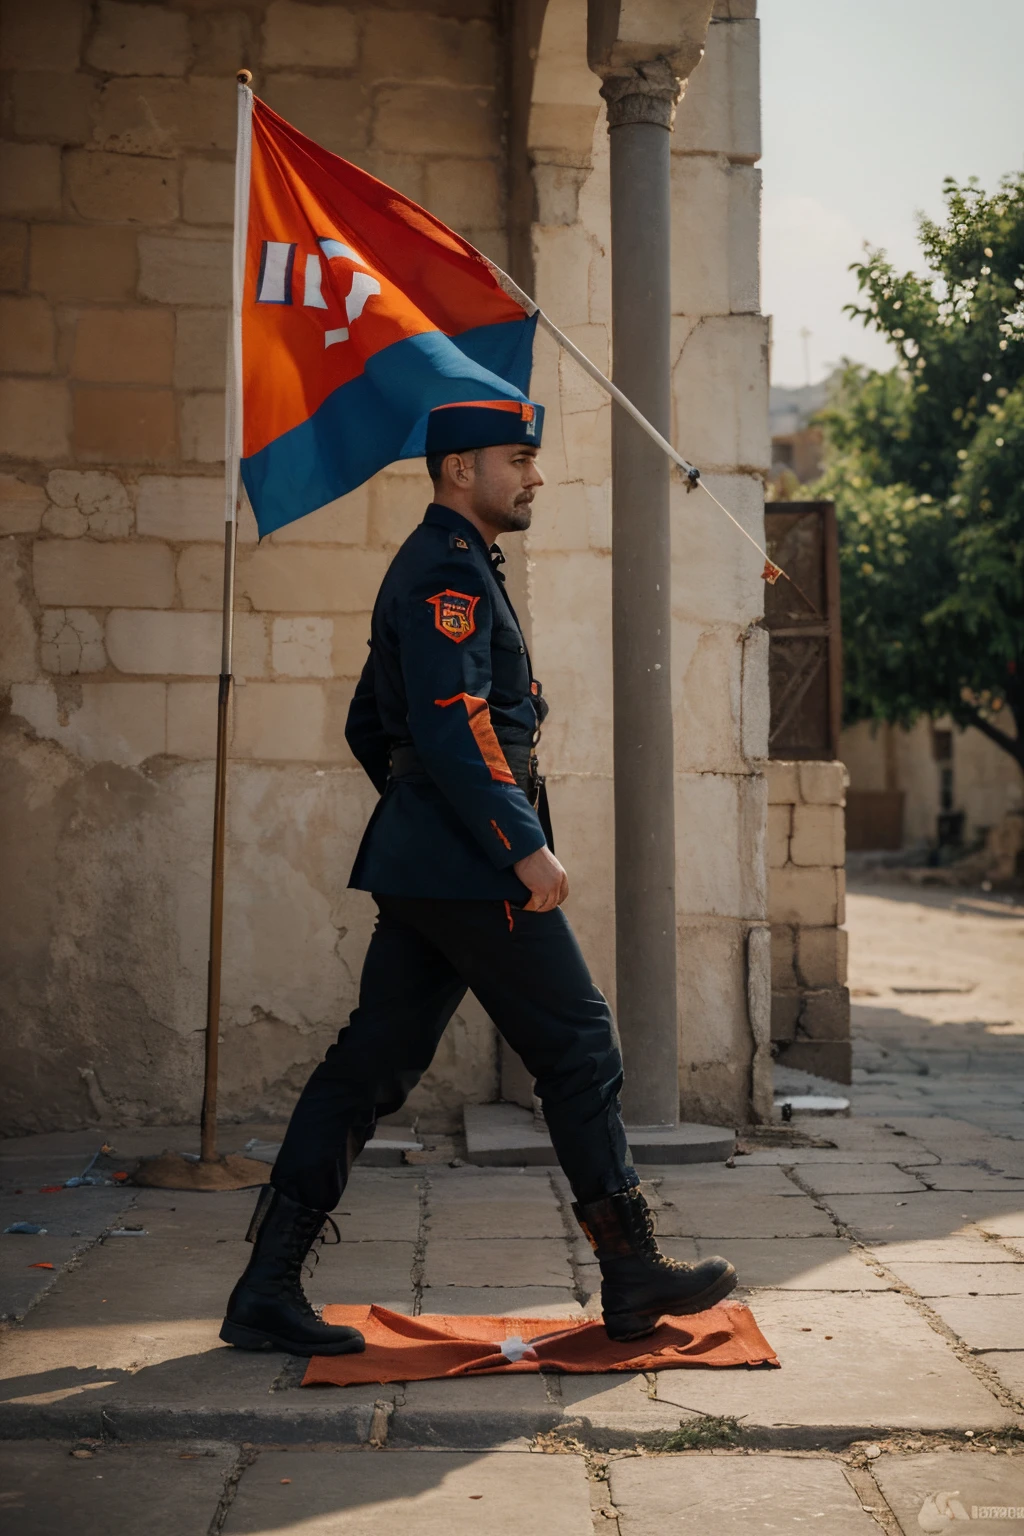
[237,95,538,537]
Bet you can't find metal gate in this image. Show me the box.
[764,501,842,760]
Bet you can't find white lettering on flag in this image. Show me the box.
[256,241,296,304]
[303,253,328,309]
[346,271,381,323]
[318,237,366,265]
[324,327,349,348]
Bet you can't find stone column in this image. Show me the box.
[601,59,682,1128]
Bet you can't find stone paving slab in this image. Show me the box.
[0,1186,134,1240]
[910,1165,1024,1193]
[685,1238,892,1291]
[984,1211,1024,1239]
[866,1235,1022,1265]
[423,1238,573,1288]
[655,1193,835,1240]
[878,1117,1024,1172]
[651,1291,1016,1438]
[883,1260,1024,1295]
[737,1148,939,1166]
[871,1450,1024,1535]
[0,1233,249,1388]
[419,1286,585,1317]
[306,1240,416,1310]
[0,1236,82,1320]
[223,1449,593,1534]
[794,1165,931,1196]
[557,1372,691,1437]
[336,1184,422,1242]
[427,1199,565,1240]
[609,1454,881,1534]
[655,1166,803,1196]
[979,1352,1024,1403]
[926,1295,1024,1352]
[392,1378,561,1446]
[130,1189,258,1234]
[0,1440,232,1536]
[427,1170,558,1199]
[827,1192,1024,1243]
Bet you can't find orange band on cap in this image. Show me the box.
[431,399,533,420]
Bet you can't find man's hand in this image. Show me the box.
[513,845,569,912]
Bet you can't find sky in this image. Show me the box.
[760,0,1024,388]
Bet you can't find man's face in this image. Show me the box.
[461,443,544,533]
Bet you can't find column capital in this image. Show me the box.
[599,57,681,130]
[588,0,713,130]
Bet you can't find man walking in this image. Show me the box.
[221,399,737,1357]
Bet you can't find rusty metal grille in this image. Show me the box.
[764,501,842,760]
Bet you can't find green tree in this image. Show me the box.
[812,173,1024,774]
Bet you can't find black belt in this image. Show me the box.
[389,741,543,807]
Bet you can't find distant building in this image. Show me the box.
[768,379,828,492]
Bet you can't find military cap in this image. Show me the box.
[425,398,544,455]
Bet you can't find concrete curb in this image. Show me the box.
[2,1395,1016,1451]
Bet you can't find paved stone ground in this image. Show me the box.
[848,879,1024,1138]
[2,881,1023,1531]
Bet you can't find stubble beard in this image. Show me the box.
[492,495,534,534]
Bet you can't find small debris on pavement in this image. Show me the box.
[4,1222,46,1234]
[27,1262,54,1270]
[864,1444,881,1459]
[70,1449,94,1459]
[39,1185,64,1193]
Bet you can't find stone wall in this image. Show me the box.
[1,0,772,1136]
[0,0,506,1134]
[766,759,851,1084]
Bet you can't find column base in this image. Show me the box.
[463,1103,734,1167]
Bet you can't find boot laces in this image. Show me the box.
[631,1192,691,1274]
[301,1215,340,1280]
[272,1214,341,1314]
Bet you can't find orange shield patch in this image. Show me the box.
[427,590,479,644]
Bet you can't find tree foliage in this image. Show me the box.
[812,173,1024,771]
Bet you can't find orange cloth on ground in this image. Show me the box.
[302,1301,779,1386]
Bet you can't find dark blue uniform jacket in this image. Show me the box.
[346,503,549,900]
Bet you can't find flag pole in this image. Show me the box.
[199,71,254,1164]
[134,74,266,1190]
[491,263,803,598]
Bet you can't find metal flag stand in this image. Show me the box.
[135,74,267,1192]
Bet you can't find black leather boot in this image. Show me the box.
[220,1185,365,1357]
[573,1186,737,1342]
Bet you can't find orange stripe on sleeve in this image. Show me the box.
[434,693,517,785]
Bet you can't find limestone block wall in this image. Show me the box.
[0,0,506,1134]
[766,759,851,1085]
[671,0,771,1124]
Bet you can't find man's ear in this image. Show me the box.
[450,451,473,485]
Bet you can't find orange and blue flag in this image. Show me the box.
[240,98,538,538]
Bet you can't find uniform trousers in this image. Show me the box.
[271,894,637,1212]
